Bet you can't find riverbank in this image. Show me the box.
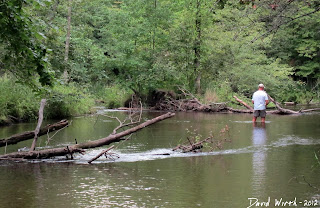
[0,76,96,126]
[1,75,319,126]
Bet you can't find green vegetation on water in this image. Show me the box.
[0,0,319,123]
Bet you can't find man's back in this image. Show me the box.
[252,90,268,110]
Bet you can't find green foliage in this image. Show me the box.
[276,81,316,104]
[1,0,319,110]
[204,81,234,103]
[0,75,40,121]
[265,1,320,82]
[45,84,95,119]
[0,0,54,89]
[91,84,132,109]
[0,75,95,122]
[199,2,296,100]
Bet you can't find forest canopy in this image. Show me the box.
[0,0,319,119]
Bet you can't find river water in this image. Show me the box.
[0,110,319,208]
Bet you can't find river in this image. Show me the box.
[0,110,319,208]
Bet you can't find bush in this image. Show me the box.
[0,75,39,121]
[203,81,234,103]
[91,84,132,109]
[0,75,96,122]
[45,83,95,119]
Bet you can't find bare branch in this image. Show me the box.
[46,120,72,146]
[88,145,115,164]
[251,6,320,43]
[102,101,143,135]
[30,99,46,151]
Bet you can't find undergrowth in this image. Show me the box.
[0,75,96,123]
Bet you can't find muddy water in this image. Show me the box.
[0,110,319,208]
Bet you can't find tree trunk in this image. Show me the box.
[152,0,157,50]
[268,95,300,114]
[0,112,175,159]
[63,0,72,83]
[30,99,46,151]
[48,0,60,23]
[225,107,253,113]
[233,96,254,111]
[0,120,69,147]
[194,0,202,94]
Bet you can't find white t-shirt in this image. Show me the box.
[252,90,268,110]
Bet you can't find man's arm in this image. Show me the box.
[265,94,269,106]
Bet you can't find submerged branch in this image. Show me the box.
[88,145,115,164]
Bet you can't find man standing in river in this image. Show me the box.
[252,84,269,123]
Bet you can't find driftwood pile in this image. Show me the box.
[152,89,320,115]
[173,125,231,153]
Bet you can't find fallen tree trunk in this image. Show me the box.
[268,95,300,114]
[88,145,115,164]
[233,95,320,115]
[0,120,69,147]
[267,96,320,114]
[0,112,175,159]
[233,96,254,111]
[225,107,253,113]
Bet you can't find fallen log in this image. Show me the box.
[284,102,295,106]
[153,87,320,114]
[267,96,320,114]
[233,96,254,111]
[88,145,115,164]
[0,120,69,147]
[268,95,300,114]
[233,95,320,115]
[74,112,175,149]
[225,107,253,113]
[0,146,85,159]
[0,112,175,159]
[298,108,320,113]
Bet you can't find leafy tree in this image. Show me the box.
[265,1,320,84]
[0,0,54,89]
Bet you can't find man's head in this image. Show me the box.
[258,83,265,90]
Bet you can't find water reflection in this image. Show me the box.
[252,122,267,195]
[1,112,320,208]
